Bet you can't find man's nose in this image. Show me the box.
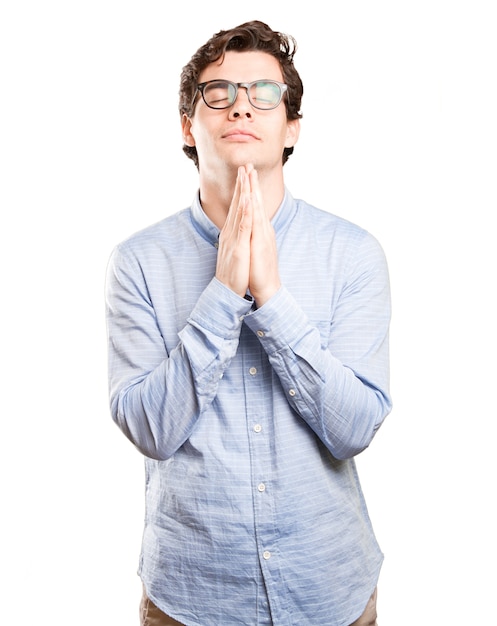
[229,87,252,118]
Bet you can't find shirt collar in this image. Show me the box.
[190,188,298,247]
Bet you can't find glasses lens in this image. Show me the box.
[249,81,282,109]
[203,81,236,109]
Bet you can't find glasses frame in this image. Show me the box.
[196,79,288,111]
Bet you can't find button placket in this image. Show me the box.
[241,331,279,595]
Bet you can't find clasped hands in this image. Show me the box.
[215,164,281,308]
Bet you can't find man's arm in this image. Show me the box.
[106,247,252,460]
[244,233,392,460]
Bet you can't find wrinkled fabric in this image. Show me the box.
[106,190,392,626]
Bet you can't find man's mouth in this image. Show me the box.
[222,129,259,141]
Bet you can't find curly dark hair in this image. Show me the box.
[179,20,304,168]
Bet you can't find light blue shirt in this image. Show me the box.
[106,190,392,626]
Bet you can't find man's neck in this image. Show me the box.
[198,166,285,230]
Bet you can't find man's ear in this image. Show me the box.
[181,114,196,147]
[285,118,300,149]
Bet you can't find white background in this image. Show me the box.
[1,1,496,624]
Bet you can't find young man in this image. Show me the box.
[106,21,392,626]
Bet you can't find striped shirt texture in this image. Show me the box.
[105,189,392,626]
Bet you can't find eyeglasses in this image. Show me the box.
[196,79,288,111]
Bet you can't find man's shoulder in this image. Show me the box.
[116,207,192,253]
[292,198,386,264]
[294,198,369,239]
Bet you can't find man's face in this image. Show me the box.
[182,50,299,175]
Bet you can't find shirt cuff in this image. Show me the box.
[188,277,255,339]
[243,286,310,353]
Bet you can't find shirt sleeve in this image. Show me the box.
[243,232,392,460]
[105,244,253,460]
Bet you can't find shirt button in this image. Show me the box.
[263,550,271,560]
[254,424,262,433]
[257,483,266,492]
[249,367,257,376]
[256,330,265,338]
[289,388,296,397]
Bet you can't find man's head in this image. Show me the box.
[179,21,303,169]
